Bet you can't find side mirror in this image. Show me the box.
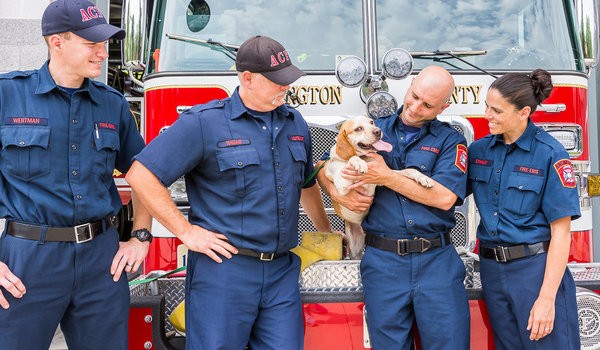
[573,0,599,69]
[122,0,149,72]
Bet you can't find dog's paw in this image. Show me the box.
[348,156,368,174]
[400,168,434,188]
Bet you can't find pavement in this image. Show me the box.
[50,327,68,350]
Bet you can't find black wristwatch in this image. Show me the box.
[131,228,153,243]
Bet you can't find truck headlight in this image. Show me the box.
[366,91,397,119]
[538,123,582,158]
[335,56,367,88]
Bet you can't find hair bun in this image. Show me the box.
[530,69,553,104]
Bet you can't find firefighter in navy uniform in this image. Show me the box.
[468,69,580,349]
[0,1,152,349]
[317,66,470,349]
[126,35,332,350]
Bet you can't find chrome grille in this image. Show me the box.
[308,126,337,163]
[452,124,465,135]
[298,213,345,244]
[576,287,600,349]
[450,212,467,247]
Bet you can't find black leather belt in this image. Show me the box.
[6,217,113,243]
[365,232,452,256]
[480,241,550,263]
[237,248,288,261]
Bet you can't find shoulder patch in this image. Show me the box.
[455,144,468,173]
[554,159,576,188]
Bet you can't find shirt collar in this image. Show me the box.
[489,119,535,152]
[34,61,99,104]
[513,120,536,151]
[394,106,437,136]
[229,87,295,121]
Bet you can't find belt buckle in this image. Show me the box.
[494,246,509,262]
[259,253,275,261]
[396,239,409,256]
[414,237,432,253]
[74,223,93,243]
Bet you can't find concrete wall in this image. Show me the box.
[0,0,110,75]
[0,1,51,73]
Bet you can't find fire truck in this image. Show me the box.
[113,0,600,349]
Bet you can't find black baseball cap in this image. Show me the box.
[42,0,125,42]
[236,35,305,86]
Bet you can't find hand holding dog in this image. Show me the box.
[331,186,374,213]
[344,153,393,190]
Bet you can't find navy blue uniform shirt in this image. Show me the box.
[134,88,315,253]
[468,120,581,244]
[0,61,145,226]
[362,108,469,238]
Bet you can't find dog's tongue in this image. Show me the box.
[372,139,393,152]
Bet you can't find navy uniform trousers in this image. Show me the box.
[0,225,129,350]
[480,253,579,349]
[361,243,470,349]
[184,251,303,350]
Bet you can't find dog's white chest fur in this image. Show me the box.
[322,116,433,259]
[326,147,376,224]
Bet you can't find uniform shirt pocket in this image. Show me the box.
[504,175,545,218]
[216,148,261,196]
[468,166,493,204]
[0,126,51,180]
[405,150,436,176]
[288,143,307,186]
[92,128,121,179]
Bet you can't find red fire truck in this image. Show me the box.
[115,0,600,349]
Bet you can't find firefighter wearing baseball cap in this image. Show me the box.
[126,35,333,349]
[0,1,152,349]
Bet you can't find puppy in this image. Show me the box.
[325,115,433,259]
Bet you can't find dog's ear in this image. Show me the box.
[336,129,357,160]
